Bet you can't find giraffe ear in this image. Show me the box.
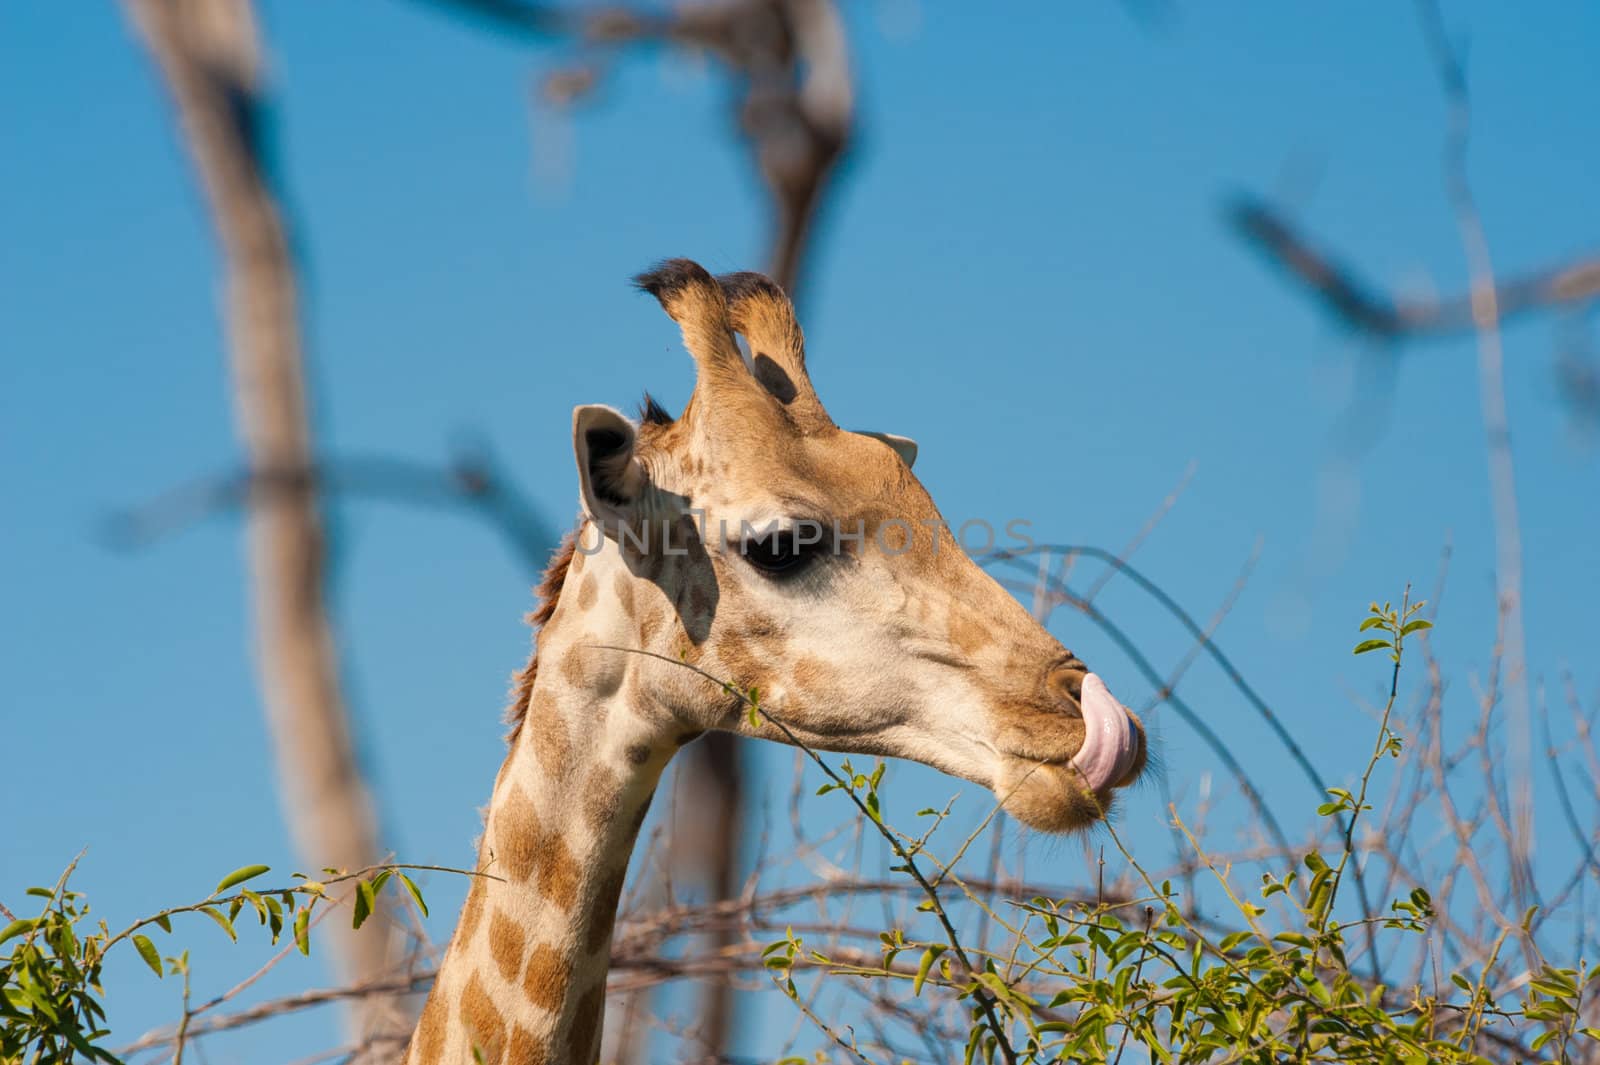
[573,405,649,533]
[858,431,918,469]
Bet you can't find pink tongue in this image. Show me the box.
[1071,673,1138,792]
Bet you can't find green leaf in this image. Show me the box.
[1400,618,1433,635]
[0,917,37,943]
[1530,978,1574,999]
[294,908,311,955]
[1359,617,1385,631]
[1352,638,1390,655]
[352,880,376,930]
[263,893,285,939]
[200,905,237,942]
[154,914,173,934]
[397,872,430,918]
[913,945,947,996]
[132,934,163,978]
[215,864,271,894]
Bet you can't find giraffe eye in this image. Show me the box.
[741,528,827,579]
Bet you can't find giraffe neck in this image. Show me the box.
[404,529,684,1064]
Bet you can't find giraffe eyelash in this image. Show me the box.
[734,519,836,579]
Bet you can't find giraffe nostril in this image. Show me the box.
[1047,665,1087,717]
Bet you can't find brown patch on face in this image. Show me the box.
[496,787,542,882]
[716,632,780,695]
[585,866,627,955]
[457,881,487,946]
[525,689,570,779]
[748,622,789,662]
[577,574,598,611]
[791,654,842,697]
[584,766,622,833]
[489,908,526,983]
[506,1025,550,1065]
[612,572,634,617]
[535,833,580,911]
[948,607,990,658]
[461,971,507,1064]
[567,982,606,1064]
[523,941,571,1012]
[407,983,448,1063]
[638,606,663,648]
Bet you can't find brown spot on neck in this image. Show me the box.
[496,787,543,882]
[405,981,448,1063]
[583,766,622,834]
[488,908,526,983]
[535,833,580,911]
[507,1025,550,1065]
[460,971,507,1064]
[523,942,572,1012]
[457,881,487,947]
[525,689,571,780]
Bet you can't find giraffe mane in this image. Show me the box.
[637,391,675,426]
[503,529,577,743]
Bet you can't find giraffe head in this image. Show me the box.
[568,259,1147,831]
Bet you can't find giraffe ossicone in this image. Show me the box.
[402,259,1148,1064]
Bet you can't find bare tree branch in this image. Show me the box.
[122,0,399,1044]
[1230,194,1600,340]
[1413,0,1538,915]
[104,446,558,574]
[415,0,853,297]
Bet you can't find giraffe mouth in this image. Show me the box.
[1069,673,1142,794]
[992,672,1145,831]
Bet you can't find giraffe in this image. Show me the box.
[401,260,1148,1063]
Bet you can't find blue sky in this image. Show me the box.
[4,2,1598,1061]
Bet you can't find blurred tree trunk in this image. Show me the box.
[124,0,400,1048]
